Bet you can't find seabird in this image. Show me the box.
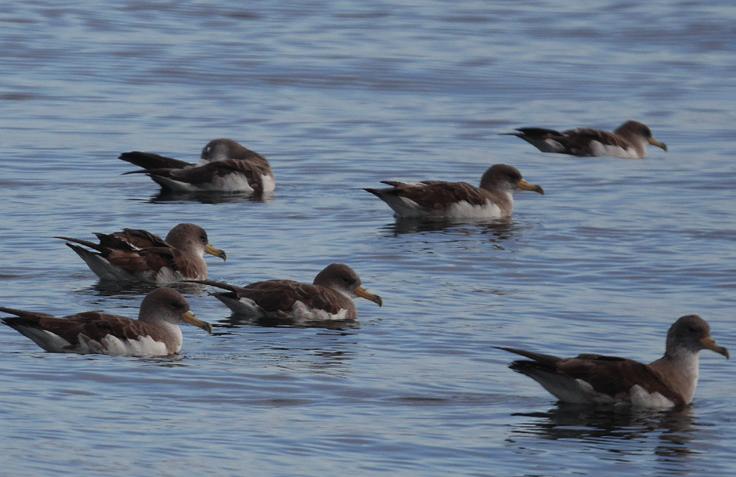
[0,287,212,357]
[119,138,275,194]
[506,120,667,159]
[192,263,383,325]
[499,315,728,408]
[56,223,227,283]
[364,164,543,219]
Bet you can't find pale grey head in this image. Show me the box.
[138,287,212,333]
[201,138,246,162]
[313,263,383,306]
[479,164,544,195]
[165,223,226,261]
[666,314,728,358]
[615,120,667,152]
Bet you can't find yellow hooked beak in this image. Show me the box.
[648,137,668,151]
[182,310,213,334]
[517,179,545,195]
[205,244,227,261]
[354,286,383,307]
[701,336,729,359]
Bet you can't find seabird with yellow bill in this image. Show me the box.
[1,288,212,357]
[499,315,728,408]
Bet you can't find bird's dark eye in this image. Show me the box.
[687,326,698,333]
[200,234,208,243]
[170,300,183,310]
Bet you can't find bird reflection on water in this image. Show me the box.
[217,313,361,330]
[510,404,697,464]
[148,190,273,205]
[80,279,209,298]
[386,217,521,240]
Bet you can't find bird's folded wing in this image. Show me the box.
[118,151,193,170]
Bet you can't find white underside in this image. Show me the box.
[70,245,203,283]
[155,173,275,193]
[292,301,349,322]
[589,140,641,159]
[11,325,175,357]
[544,138,565,152]
[385,197,505,219]
[529,371,675,408]
[216,295,349,323]
[629,385,676,408]
[260,174,276,193]
[75,251,141,282]
[81,255,193,283]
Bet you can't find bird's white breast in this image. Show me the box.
[629,385,676,408]
[589,140,640,159]
[98,334,171,357]
[206,173,255,192]
[291,301,349,322]
[446,200,504,219]
[261,173,276,193]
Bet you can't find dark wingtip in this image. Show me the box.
[495,346,521,355]
[183,279,241,294]
[508,359,538,374]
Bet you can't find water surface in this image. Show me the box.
[1,1,735,475]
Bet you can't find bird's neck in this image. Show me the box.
[139,317,182,354]
[650,349,700,404]
[176,246,208,272]
[618,132,647,158]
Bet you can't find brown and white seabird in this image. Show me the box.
[499,315,728,408]
[506,120,667,159]
[365,164,543,219]
[56,223,226,283]
[119,138,275,194]
[0,287,212,357]
[192,263,382,324]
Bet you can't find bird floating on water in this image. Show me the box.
[365,164,543,219]
[505,120,667,159]
[1,288,212,357]
[499,315,728,408]
[191,263,382,325]
[120,138,275,194]
[56,223,226,283]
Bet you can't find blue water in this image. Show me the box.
[1,1,735,475]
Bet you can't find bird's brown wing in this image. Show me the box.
[118,151,193,170]
[113,228,169,249]
[502,347,684,406]
[557,355,683,405]
[150,159,269,193]
[103,246,175,275]
[239,280,353,316]
[560,128,631,156]
[94,228,168,252]
[1,309,165,347]
[371,181,488,210]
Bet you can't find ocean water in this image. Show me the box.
[1,1,735,475]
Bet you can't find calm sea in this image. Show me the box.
[1,1,734,475]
